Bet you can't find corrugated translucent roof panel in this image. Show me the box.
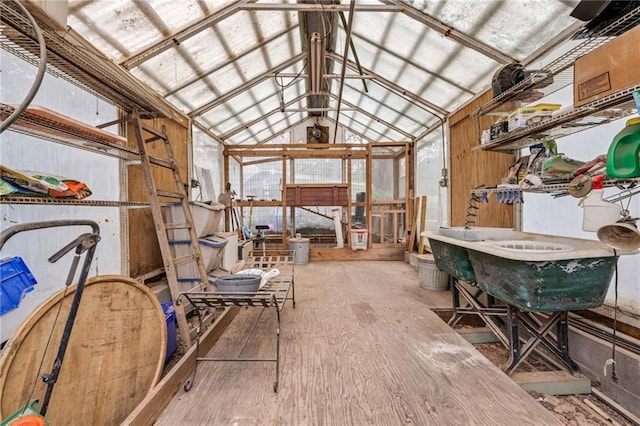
[337,81,429,138]
[196,62,305,141]
[64,0,586,144]
[332,10,499,136]
[68,0,236,63]
[412,0,581,60]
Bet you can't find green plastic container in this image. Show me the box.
[606,117,640,178]
[0,399,48,426]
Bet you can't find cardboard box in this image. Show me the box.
[507,103,561,131]
[574,24,640,107]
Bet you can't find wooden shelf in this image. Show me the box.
[477,85,640,153]
[1,103,139,160]
[234,200,282,207]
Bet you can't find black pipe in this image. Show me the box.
[39,232,100,415]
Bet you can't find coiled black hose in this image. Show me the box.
[0,0,47,134]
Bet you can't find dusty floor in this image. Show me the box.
[158,281,636,425]
[162,326,635,425]
[473,342,635,426]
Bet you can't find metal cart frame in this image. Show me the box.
[178,250,296,393]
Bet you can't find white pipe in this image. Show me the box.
[333,208,344,248]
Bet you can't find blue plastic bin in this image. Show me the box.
[1,257,38,316]
[161,302,177,363]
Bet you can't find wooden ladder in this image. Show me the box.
[129,109,210,348]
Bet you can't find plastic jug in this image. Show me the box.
[606,117,640,178]
[580,175,621,232]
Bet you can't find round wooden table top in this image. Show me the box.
[0,275,167,425]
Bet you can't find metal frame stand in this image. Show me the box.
[178,251,295,393]
[449,278,579,376]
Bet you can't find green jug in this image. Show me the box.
[606,117,640,179]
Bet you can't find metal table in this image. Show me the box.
[178,251,296,393]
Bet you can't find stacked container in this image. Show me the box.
[163,201,227,289]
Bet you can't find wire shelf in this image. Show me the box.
[0,197,150,207]
[474,7,640,117]
[478,85,640,152]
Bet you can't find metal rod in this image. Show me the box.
[40,232,100,415]
[339,10,368,94]
[0,220,100,248]
[328,52,449,116]
[332,0,356,144]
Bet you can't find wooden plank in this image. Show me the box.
[449,91,515,228]
[457,327,501,344]
[122,307,239,426]
[309,247,404,261]
[127,116,189,275]
[512,371,591,396]
[418,195,427,254]
[153,261,562,426]
[284,184,349,206]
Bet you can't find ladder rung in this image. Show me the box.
[145,135,163,143]
[141,124,168,141]
[173,254,197,266]
[157,190,185,199]
[165,222,191,230]
[148,156,174,169]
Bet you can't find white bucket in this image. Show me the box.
[582,204,621,232]
[288,237,310,265]
[417,254,449,291]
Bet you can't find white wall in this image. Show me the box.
[1,51,122,342]
[192,126,223,200]
[416,127,449,229]
[521,87,640,314]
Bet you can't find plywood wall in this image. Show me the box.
[127,116,189,276]
[449,91,515,228]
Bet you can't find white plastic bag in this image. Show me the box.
[235,268,280,289]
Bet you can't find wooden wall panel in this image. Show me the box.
[127,117,189,276]
[449,91,515,228]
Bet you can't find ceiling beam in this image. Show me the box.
[327,93,414,140]
[340,80,427,128]
[272,73,374,79]
[165,25,298,97]
[240,4,400,12]
[220,93,307,140]
[236,116,309,146]
[120,0,255,69]
[324,116,377,143]
[328,52,449,117]
[413,121,445,144]
[380,0,514,65]
[189,53,306,117]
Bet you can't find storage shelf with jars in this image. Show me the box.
[476,85,640,153]
[474,7,640,154]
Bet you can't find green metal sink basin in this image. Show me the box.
[424,228,635,312]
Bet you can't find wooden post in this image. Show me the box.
[418,195,427,254]
[281,156,287,248]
